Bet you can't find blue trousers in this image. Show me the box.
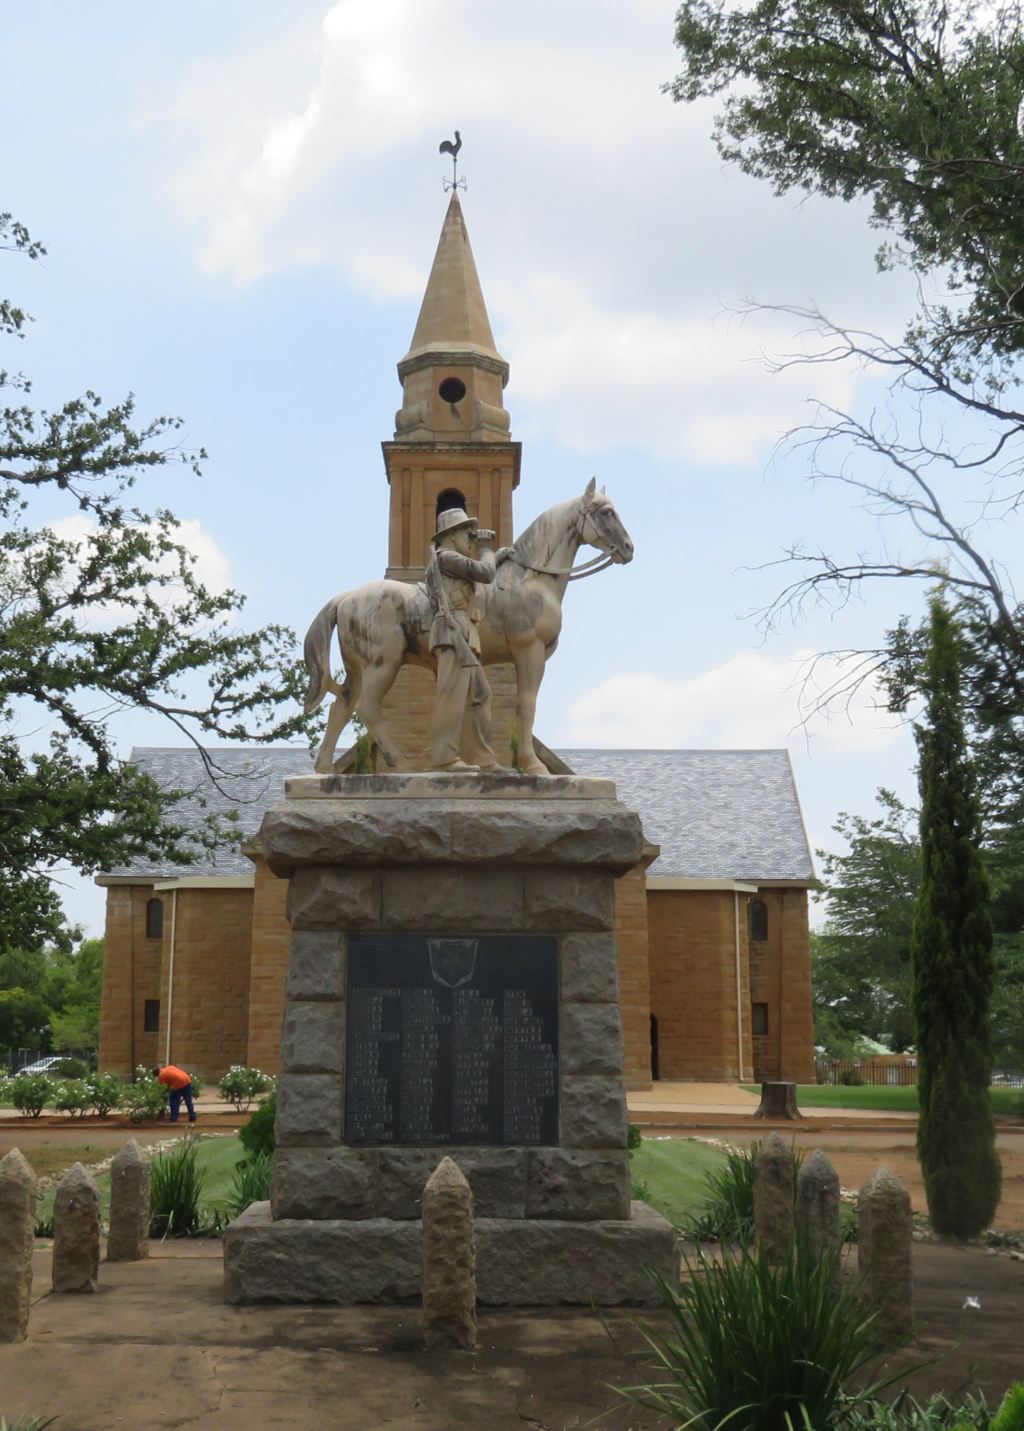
[169,1083,196,1122]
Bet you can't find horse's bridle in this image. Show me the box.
[500,503,619,581]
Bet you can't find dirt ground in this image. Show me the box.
[714,1127,1024,1233]
[1,1240,1022,1430]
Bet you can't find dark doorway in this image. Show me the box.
[650,1012,660,1082]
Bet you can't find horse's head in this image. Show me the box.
[579,476,634,564]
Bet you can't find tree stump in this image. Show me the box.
[753,1081,801,1120]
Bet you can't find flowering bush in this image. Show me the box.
[218,1065,275,1113]
[7,1073,51,1117]
[86,1071,126,1116]
[52,1079,92,1119]
[126,1067,167,1123]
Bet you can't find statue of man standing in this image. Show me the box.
[425,508,502,773]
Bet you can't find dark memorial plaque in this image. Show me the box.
[345,934,558,1146]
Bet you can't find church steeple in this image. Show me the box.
[383,193,520,581]
[394,193,511,443]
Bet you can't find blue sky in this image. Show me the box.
[8,1,1012,933]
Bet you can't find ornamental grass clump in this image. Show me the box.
[225,1149,272,1219]
[619,1240,882,1430]
[687,1141,805,1244]
[150,1135,206,1237]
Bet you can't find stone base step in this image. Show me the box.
[224,1200,675,1307]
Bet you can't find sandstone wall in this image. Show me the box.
[156,888,253,1081]
[98,885,163,1076]
[614,866,653,1090]
[747,887,816,1084]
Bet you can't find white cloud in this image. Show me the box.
[46,514,233,627]
[563,648,904,752]
[150,0,916,462]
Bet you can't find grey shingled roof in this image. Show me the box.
[105,745,813,884]
[556,749,814,883]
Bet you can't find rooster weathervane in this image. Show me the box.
[439,131,466,193]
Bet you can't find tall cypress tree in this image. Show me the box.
[913,596,1001,1238]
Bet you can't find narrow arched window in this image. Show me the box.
[435,488,468,526]
[145,897,164,940]
[749,899,768,943]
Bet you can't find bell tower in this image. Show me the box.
[383,193,520,581]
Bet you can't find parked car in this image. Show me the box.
[16,1056,62,1076]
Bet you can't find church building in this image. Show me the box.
[97,196,816,1091]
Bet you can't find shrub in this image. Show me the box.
[51,1056,89,1078]
[86,1071,126,1116]
[52,1078,92,1119]
[225,1150,273,1219]
[239,1089,276,1158]
[993,1383,1024,1431]
[150,1135,205,1237]
[839,1067,866,1086]
[627,1124,643,1153]
[126,1073,167,1124]
[218,1065,275,1113]
[7,1074,52,1118]
[619,1241,880,1430]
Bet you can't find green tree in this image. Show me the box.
[1,213,311,949]
[912,596,1000,1237]
[814,790,920,1051]
[0,987,51,1050]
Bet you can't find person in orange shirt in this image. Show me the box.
[151,1064,197,1123]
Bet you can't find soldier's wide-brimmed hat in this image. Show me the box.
[432,508,477,543]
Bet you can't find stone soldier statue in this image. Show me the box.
[425,508,503,772]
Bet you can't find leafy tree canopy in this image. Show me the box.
[0,936,104,1054]
[667,0,1024,379]
[1,214,311,949]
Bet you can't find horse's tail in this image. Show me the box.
[302,597,343,714]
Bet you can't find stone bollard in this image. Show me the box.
[52,1162,101,1293]
[858,1165,913,1346]
[422,1156,476,1351]
[754,1133,794,1265]
[0,1148,37,1343]
[796,1149,841,1264]
[107,1140,151,1262]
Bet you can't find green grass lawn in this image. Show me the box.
[35,1132,247,1227]
[741,1084,1022,1116]
[630,1136,726,1228]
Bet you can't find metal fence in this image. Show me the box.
[815,1057,1024,1089]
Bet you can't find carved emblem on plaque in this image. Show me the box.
[428,938,478,989]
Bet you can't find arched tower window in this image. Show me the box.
[749,899,768,943]
[435,488,468,526]
[145,897,164,940]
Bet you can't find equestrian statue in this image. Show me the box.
[302,478,634,776]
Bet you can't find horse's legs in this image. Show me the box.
[314,667,362,774]
[512,642,548,776]
[355,660,404,769]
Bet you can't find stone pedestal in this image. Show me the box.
[224,773,675,1306]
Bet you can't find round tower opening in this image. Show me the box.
[438,376,467,405]
[436,488,468,525]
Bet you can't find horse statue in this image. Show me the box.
[303,478,634,776]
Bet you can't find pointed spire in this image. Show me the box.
[401,194,505,368]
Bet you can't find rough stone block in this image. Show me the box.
[280,1001,346,1075]
[107,1139,150,1263]
[754,1133,795,1266]
[223,1201,675,1306]
[287,868,381,930]
[422,1157,476,1350]
[381,868,524,931]
[449,803,642,871]
[858,1165,913,1346]
[560,933,619,1003]
[560,1076,628,1148]
[286,930,345,1001]
[0,1148,36,1342]
[375,1147,526,1219]
[52,1162,101,1293]
[275,1075,343,1147]
[526,1148,629,1220]
[524,869,614,932]
[561,1003,624,1076]
[271,1148,377,1220]
[225,1204,423,1305]
[265,804,449,875]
